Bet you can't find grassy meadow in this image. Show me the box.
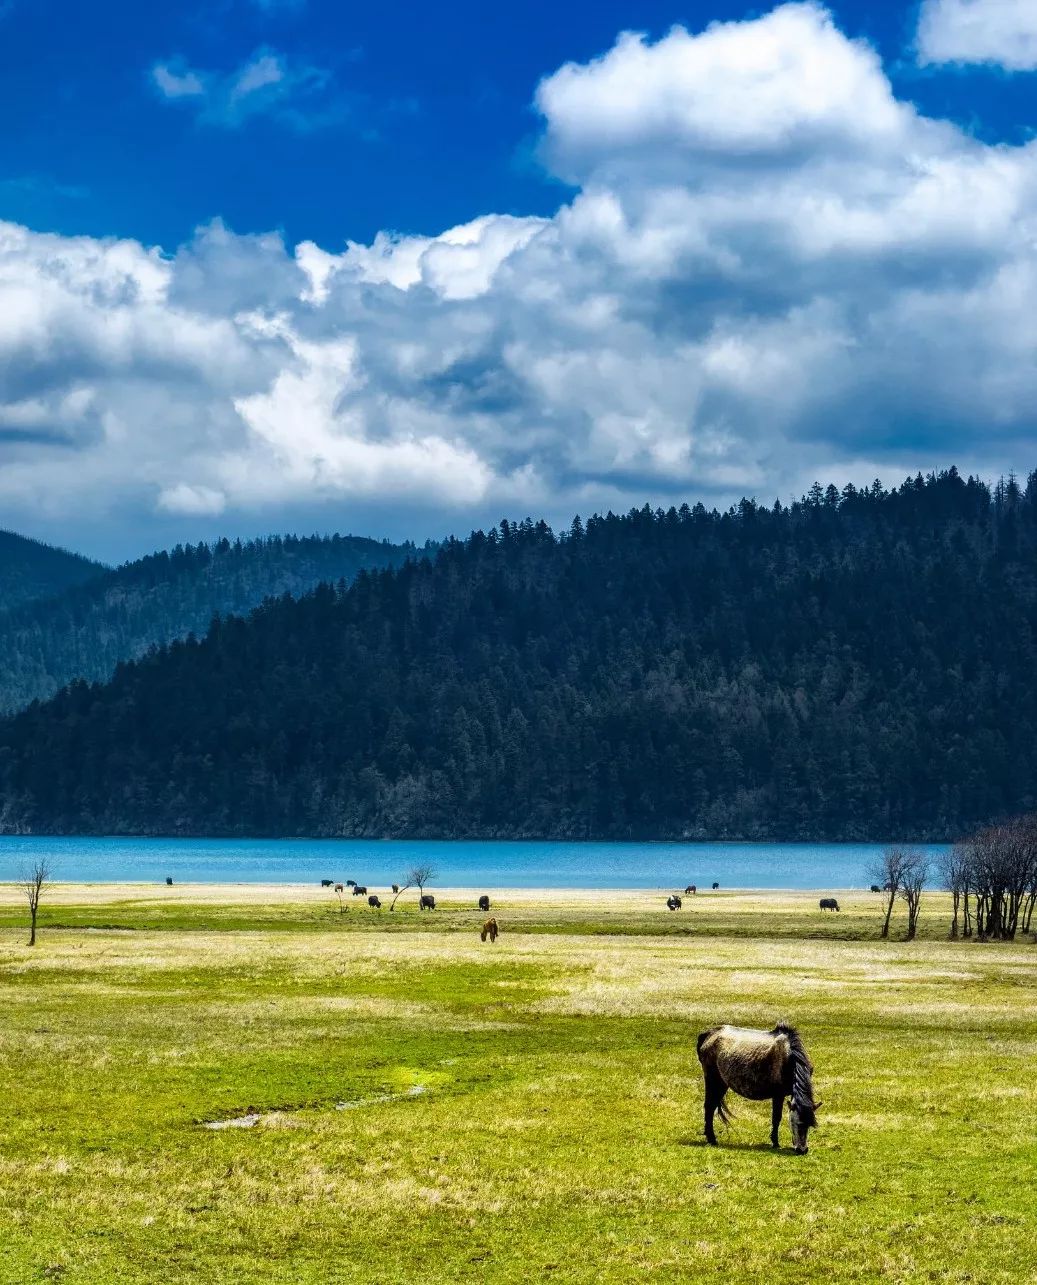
[0,883,1034,1283]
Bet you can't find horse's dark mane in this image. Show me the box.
[772,1023,818,1127]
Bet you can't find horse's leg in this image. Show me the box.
[703,1070,724,1145]
[771,1094,784,1148]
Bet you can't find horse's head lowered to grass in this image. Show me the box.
[778,1023,819,1153]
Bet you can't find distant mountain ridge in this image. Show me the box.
[0,532,423,713]
[3,468,1037,842]
[0,530,106,611]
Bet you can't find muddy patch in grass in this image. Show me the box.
[203,1084,427,1130]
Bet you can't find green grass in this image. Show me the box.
[0,885,1034,1283]
[0,884,981,940]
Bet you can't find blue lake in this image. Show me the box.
[0,837,948,889]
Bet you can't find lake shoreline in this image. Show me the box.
[0,881,882,902]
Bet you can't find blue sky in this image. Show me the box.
[2,0,1037,560]
[1,0,1032,250]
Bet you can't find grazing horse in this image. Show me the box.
[666,895,682,911]
[478,894,491,912]
[819,898,840,912]
[697,1023,819,1154]
[420,894,436,911]
[481,917,499,942]
[368,895,381,908]
[685,885,697,895]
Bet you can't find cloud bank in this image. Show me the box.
[917,0,1037,70]
[5,2,1037,555]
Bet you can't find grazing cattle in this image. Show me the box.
[697,1023,819,1154]
[334,883,344,894]
[420,894,436,911]
[685,885,697,894]
[320,879,333,888]
[667,895,682,911]
[346,879,357,887]
[712,882,720,890]
[819,897,840,912]
[392,884,400,894]
[165,877,173,886]
[869,884,882,893]
[481,917,499,942]
[352,885,368,896]
[368,895,381,908]
[478,894,491,912]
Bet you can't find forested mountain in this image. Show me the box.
[0,530,104,611]
[0,533,421,713]
[2,468,1036,841]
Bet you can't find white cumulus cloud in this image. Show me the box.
[5,3,1037,557]
[537,2,908,178]
[917,0,1037,71]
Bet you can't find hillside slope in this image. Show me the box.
[0,530,105,611]
[0,533,422,713]
[1,469,1035,840]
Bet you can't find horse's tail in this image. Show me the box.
[697,1027,734,1123]
[773,1023,818,1128]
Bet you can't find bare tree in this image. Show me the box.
[1015,815,1037,936]
[390,864,438,911]
[389,879,412,912]
[938,845,971,939]
[899,851,929,940]
[1023,850,1037,937]
[965,818,1037,941]
[870,847,912,939]
[22,860,51,947]
[410,864,436,900]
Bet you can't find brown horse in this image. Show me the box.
[480,917,499,942]
[697,1023,819,1153]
